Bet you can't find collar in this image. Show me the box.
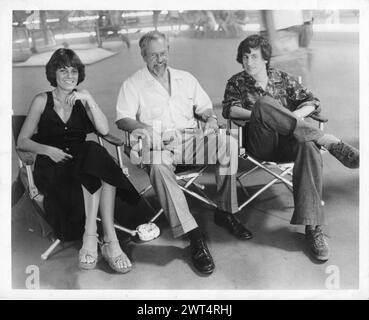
[242,67,282,85]
[143,66,184,82]
[167,67,184,80]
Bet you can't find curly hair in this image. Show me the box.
[45,48,85,87]
[236,34,272,70]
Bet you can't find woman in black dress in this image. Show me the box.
[17,48,139,274]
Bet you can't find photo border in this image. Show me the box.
[1,0,368,300]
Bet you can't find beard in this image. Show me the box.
[152,62,167,76]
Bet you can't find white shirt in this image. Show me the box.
[115,66,213,132]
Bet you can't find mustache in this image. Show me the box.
[154,63,167,68]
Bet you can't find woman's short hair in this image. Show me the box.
[139,31,168,57]
[236,34,272,69]
[45,48,85,87]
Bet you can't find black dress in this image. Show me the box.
[33,91,140,241]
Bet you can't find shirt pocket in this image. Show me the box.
[140,94,165,120]
[150,103,164,119]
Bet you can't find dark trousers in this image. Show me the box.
[246,96,327,225]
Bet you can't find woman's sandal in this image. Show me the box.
[78,234,99,270]
[100,240,132,274]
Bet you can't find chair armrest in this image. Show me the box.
[15,148,35,165]
[97,133,124,146]
[308,113,328,123]
[227,114,328,125]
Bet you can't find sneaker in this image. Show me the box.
[305,226,330,261]
[328,141,359,169]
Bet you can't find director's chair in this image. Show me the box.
[223,97,328,212]
[119,112,221,225]
[12,114,160,260]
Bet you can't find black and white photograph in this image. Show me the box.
[1,0,368,300]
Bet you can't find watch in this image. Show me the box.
[206,114,218,121]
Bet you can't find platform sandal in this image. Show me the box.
[100,240,132,274]
[78,234,99,270]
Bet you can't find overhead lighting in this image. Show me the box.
[54,31,96,40]
[47,18,60,23]
[122,11,154,18]
[14,39,27,44]
[68,15,99,22]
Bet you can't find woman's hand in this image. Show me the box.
[65,89,92,107]
[66,89,109,135]
[44,146,73,163]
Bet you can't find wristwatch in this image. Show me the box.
[206,114,218,121]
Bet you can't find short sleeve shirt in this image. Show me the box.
[116,67,213,132]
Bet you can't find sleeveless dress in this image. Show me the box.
[33,91,140,241]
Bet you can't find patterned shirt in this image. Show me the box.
[222,67,320,119]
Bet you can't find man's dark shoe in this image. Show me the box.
[328,141,359,169]
[305,226,330,261]
[190,238,215,274]
[214,210,253,240]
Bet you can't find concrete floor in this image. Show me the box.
[11,33,359,291]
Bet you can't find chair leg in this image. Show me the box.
[238,166,293,211]
[179,185,218,208]
[41,239,61,260]
[150,208,164,223]
[139,185,165,222]
[247,157,293,188]
[237,176,252,198]
[177,174,206,190]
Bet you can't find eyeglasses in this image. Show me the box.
[148,51,168,61]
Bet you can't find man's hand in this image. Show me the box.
[203,117,219,136]
[143,130,171,151]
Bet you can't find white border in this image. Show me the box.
[1,0,368,300]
